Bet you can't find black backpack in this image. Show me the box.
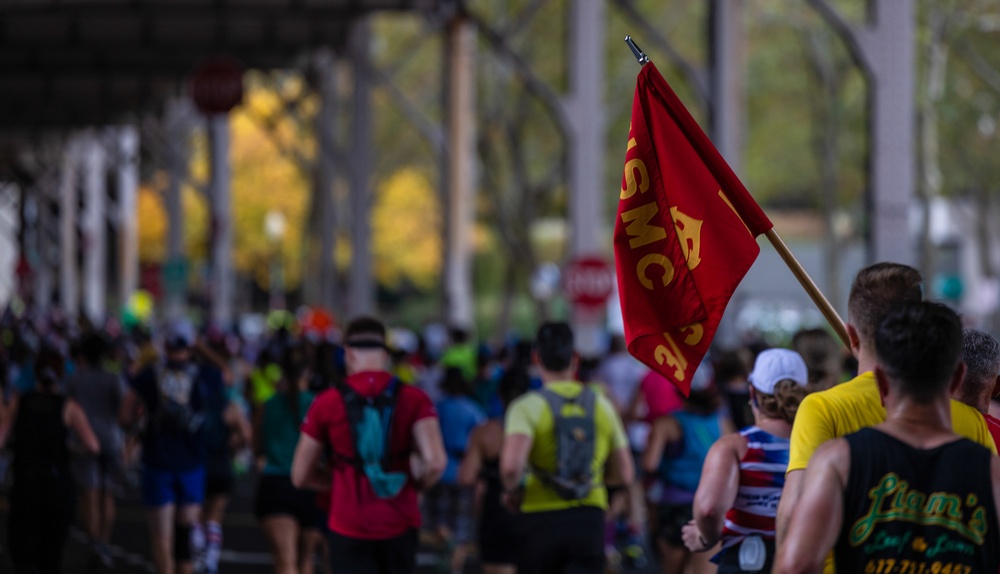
[333,378,408,498]
[533,386,597,500]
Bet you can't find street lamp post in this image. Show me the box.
[265,210,287,310]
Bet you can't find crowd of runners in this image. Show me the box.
[3,261,1000,574]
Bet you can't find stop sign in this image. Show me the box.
[190,57,244,114]
[564,256,615,308]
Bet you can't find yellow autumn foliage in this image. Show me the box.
[227,80,311,288]
[138,73,447,295]
[138,78,311,289]
[372,168,441,289]
[136,179,208,263]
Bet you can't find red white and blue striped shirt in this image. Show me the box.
[720,426,788,548]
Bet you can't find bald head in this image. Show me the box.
[957,328,1000,413]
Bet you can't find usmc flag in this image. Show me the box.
[614,61,772,396]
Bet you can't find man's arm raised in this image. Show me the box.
[774,438,849,574]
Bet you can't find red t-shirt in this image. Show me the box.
[300,371,437,539]
[985,413,1000,452]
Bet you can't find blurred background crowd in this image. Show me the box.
[0,305,859,574]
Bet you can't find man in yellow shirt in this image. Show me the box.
[501,322,634,574]
[775,263,997,552]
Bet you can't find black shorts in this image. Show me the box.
[206,474,234,498]
[327,528,418,574]
[652,502,693,547]
[206,456,234,498]
[515,506,605,574]
[255,474,326,529]
[479,502,520,565]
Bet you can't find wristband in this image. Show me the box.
[699,533,711,550]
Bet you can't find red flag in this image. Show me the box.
[614,62,772,396]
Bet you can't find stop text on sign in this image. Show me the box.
[564,256,615,308]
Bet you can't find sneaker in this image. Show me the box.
[605,545,623,574]
[91,542,114,570]
[623,542,648,570]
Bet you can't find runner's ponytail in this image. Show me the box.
[755,379,810,425]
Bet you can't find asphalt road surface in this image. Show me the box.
[0,471,657,574]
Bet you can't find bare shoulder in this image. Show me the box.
[716,430,748,451]
[710,430,749,460]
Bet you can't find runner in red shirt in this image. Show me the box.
[955,328,1000,449]
[291,316,446,574]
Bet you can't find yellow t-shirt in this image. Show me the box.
[504,381,629,513]
[788,371,996,474]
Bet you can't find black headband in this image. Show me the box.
[344,338,387,350]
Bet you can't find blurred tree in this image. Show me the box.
[929,0,1000,325]
[371,167,442,289]
[136,178,208,264]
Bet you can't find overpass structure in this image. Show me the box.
[0,0,452,326]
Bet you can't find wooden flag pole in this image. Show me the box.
[765,229,850,347]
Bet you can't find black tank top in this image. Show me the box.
[835,428,1000,574]
[11,392,70,483]
[481,457,505,519]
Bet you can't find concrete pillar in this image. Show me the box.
[118,125,140,309]
[811,0,916,265]
[348,19,375,317]
[444,16,477,329]
[208,114,233,326]
[315,48,338,313]
[164,98,189,319]
[3,184,22,308]
[709,0,746,176]
[867,0,915,265]
[35,190,53,313]
[82,131,107,323]
[59,136,79,318]
[709,0,747,347]
[565,0,606,355]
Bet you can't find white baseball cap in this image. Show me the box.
[748,348,808,394]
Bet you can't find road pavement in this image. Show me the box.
[0,471,657,573]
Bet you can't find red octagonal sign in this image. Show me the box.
[564,255,615,308]
[190,57,244,115]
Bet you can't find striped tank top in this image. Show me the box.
[720,426,788,548]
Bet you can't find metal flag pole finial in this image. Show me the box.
[625,36,649,66]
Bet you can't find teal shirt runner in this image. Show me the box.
[262,391,316,476]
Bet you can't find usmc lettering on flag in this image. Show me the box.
[615,118,707,338]
[613,61,772,396]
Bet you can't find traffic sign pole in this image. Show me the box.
[564,255,615,357]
